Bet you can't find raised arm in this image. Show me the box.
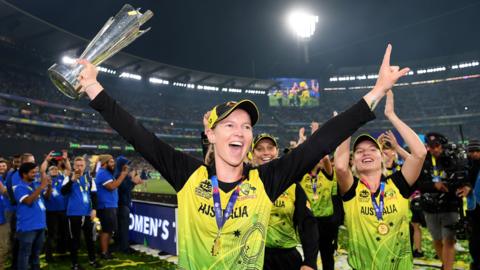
[104,165,129,191]
[384,90,427,185]
[259,44,410,201]
[62,150,72,177]
[334,137,354,195]
[77,60,203,191]
[20,176,48,205]
[40,151,53,175]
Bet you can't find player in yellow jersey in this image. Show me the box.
[77,44,409,270]
[379,130,426,258]
[251,133,318,270]
[334,90,427,270]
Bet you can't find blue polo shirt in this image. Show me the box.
[44,175,66,212]
[14,180,46,232]
[95,168,118,209]
[64,175,97,216]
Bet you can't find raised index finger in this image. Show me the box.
[382,44,392,67]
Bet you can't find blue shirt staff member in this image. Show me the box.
[40,151,70,262]
[61,156,101,269]
[14,162,48,270]
[95,154,128,260]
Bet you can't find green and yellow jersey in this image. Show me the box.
[89,90,375,270]
[299,170,336,217]
[342,171,412,270]
[265,184,298,249]
[178,167,272,269]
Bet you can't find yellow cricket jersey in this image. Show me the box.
[342,171,412,270]
[177,166,272,270]
[299,170,335,217]
[265,184,298,249]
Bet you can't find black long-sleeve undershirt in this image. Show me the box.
[294,184,318,269]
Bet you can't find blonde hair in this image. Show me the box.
[74,156,85,162]
[204,144,215,166]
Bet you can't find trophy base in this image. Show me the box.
[48,64,84,100]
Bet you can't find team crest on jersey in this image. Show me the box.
[359,189,370,202]
[384,189,397,200]
[238,182,257,201]
[195,180,212,199]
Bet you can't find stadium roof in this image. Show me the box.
[0,0,278,91]
[2,0,480,80]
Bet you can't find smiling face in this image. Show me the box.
[206,109,253,168]
[353,140,383,174]
[252,138,278,166]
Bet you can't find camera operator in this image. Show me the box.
[416,132,471,270]
[467,139,480,270]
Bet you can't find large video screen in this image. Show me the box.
[268,78,320,107]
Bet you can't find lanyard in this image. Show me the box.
[78,176,88,193]
[211,176,242,233]
[210,176,243,256]
[360,179,386,221]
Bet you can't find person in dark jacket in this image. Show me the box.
[114,156,143,254]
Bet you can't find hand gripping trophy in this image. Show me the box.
[48,4,153,99]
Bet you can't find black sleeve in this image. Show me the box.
[294,185,319,269]
[259,99,375,201]
[61,179,74,195]
[391,171,414,199]
[90,192,98,210]
[89,91,203,191]
[342,179,359,202]
[321,169,334,181]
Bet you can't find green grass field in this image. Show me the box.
[133,177,176,194]
[36,251,177,270]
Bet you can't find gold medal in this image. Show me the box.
[377,223,389,235]
[211,233,221,256]
[313,193,319,200]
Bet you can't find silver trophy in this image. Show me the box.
[48,4,153,99]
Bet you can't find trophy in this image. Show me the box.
[48,4,153,99]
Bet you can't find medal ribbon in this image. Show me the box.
[360,179,386,221]
[211,176,242,235]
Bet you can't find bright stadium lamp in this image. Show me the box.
[287,10,318,39]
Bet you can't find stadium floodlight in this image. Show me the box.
[149,77,170,85]
[287,10,319,39]
[62,56,76,65]
[119,72,142,80]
